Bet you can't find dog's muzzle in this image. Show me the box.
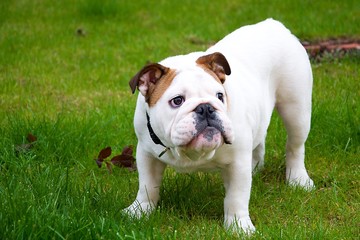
[194,103,231,144]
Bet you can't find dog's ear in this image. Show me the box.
[196,52,231,83]
[129,63,170,96]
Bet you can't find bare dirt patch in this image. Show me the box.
[302,38,360,62]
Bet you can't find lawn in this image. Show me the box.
[0,0,359,239]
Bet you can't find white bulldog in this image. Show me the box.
[126,19,314,233]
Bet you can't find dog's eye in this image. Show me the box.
[169,96,185,108]
[217,92,224,103]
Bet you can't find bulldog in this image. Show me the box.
[125,19,314,233]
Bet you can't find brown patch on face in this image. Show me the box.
[147,69,177,107]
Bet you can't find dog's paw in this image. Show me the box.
[286,168,315,190]
[123,200,155,218]
[225,215,255,235]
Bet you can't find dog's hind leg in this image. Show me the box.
[274,51,315,189]
[276,95,315,190]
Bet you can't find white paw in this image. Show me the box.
[287,168,315,190]
[225,215,255,235]
[123,200,155,218]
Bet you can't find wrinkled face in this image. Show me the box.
[151,69,233,158]
[129,52,234,160]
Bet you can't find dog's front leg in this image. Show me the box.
[124,145,166,217]
[222,151,255,234]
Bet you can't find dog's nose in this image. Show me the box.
[194,103,216,120]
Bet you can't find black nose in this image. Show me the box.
[194,103,216,120]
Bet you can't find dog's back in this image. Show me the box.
[208,18,311,87]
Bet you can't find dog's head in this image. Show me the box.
[129,52,234,160]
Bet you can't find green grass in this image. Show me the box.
[1,0,359,239]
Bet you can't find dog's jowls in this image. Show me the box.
[125,18,314,234]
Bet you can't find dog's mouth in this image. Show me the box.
[194,118,232,144]
[190,103,232,147]
[186,127,224,152]
[185,121,230,152]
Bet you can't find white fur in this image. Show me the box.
[125,19,314,234]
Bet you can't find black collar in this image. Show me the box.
[146,112,169,157]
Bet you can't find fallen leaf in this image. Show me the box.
[27,133,37,143]
[111,155,135,168]
[98,146,112,159]
[93,145,136,172]
[121,145,133,156]
[94,146,112,168]
[111,145,136,171]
